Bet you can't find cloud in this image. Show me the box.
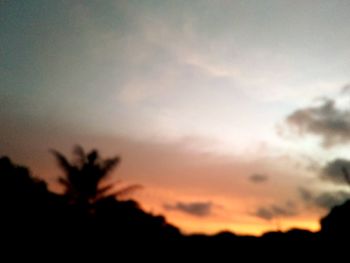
[321,158,350,185]
[299,187,350,209]
[164,201,213,217]
[184,54,240,78]
[249,174,269,184]
[286,98,350,148]
[315,192,350,209]
[254,201,298,221]
[341,84,350,94]
[297,157,350,209]
[298,157,350,209]
[298,187,314,203]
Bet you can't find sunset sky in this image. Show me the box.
[2,0,350,235]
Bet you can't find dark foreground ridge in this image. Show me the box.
[0,148,348,255]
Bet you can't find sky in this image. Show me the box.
[2,0,350,235]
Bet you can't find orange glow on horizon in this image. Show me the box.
[19,136,326,237]
[163,211,321,236]
[131,184,323,236]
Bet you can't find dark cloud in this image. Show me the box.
[249,174,268,184]
[286,99,350,148]
[254,201,298,221]
[299,187,350,209]
[164,201,213,217]
[315,192,350,209]
[321,158,350,185]
[297,157,350,209]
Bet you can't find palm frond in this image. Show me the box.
[50,149,73,174]
[73,145,86,167]
[113,184,143,198]
[101,157,120,178]
[51,146,136,204]
[58,177,70,187]
[58,176,74,195]
[87,150,98,165]
[97,184,115,196]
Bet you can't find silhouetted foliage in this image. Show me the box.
[0,151,179,251]
[0,156,47,200]
[320,200,350,241]
[1,147,350,254]
[51,146,141,206]
[319,166,350,241]
[51,146,121,204]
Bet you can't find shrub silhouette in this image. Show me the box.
[0,156,48,201]
[4,146,350,252]
[0,153,181,248]
[0,156,67,243]
[320,166,350,240]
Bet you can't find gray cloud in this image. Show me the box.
[299,187,350,209]
[321,158,350,185]
[164,201,213,217]
[315,192,350,209]
[286,99,350,148]
[298,187,314,203]
[341,84,350,94]
[249,174,268,184]
[254,201,298,221]
[297,157,350,209]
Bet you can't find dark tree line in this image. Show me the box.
[0,146,349,255]
[0,147,180,252]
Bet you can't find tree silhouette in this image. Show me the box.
[51,146,141,205]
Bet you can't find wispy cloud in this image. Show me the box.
[164,201,213,217]
[254,201,298,221]
[184,54,240,78]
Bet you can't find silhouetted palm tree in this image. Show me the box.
[51,146,140,205]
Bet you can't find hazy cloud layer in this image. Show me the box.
[164,201,213,217]
[286,99,350,148]
[254,201,298,221]
[299,187,350,209]
[249,174,269,184]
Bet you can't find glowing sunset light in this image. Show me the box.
[2,0,350,237]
